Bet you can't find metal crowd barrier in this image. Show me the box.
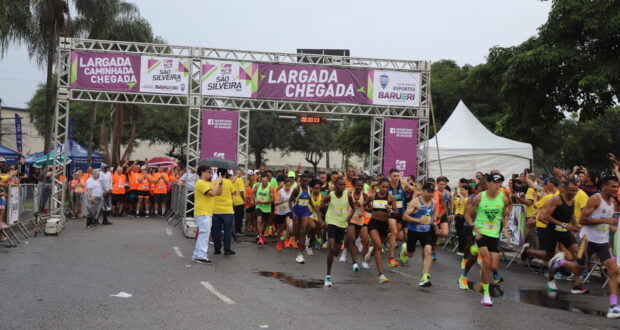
[500,204,527,269]
[1,183,51,247]
[166,183,187,227]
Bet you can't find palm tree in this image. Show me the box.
[0,0,72,154]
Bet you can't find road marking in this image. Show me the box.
[172,246,184,258]
[200,281,235,305]
[389,269,415,279]
[259,326,269,328]
[166,228,172,236]
[110,292,132,298]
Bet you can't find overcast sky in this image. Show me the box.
[0,0,552,108]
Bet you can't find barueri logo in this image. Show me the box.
[213,152,225,159]
[390,128,395,134]
[396,160,407,171]
[208,119,214,125]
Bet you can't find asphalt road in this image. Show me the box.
[0,217,618,330]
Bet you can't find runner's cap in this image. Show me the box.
[288,171,296,178]
[488,173,505,183]
[422,182,435,191]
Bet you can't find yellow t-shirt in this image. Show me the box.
[194,179,215,217]
[454,195,468,215]
[573,189,589,225]
[214,179,235,214]
[232,177,245,206]
[535,191,559,228]
[525,188,538,218]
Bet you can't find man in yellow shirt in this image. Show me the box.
[192,165,222,265]
[233,169,246,236]
[212,168,237,256]
[533,177,560,251]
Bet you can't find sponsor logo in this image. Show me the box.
[213,152,225,159]
[221,64,232,74]
[390,128,395,134]
[163,59,174,69]
[208,119,214,125]
[396,160,407,171]
[180,83,186,91]
[380,74,389,89]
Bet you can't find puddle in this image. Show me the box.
[468,282,607,317]
[255,271,324,288]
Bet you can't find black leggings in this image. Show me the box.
[234,204,245,233]
[455,215,466,253]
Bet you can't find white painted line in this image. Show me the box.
[389,269,415,279]
[259,326,270,328]
[166,228,172,236]
[200,281,235,305]
[172,246,184,258]
[110,292,132,298]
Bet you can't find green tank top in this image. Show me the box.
[474,191,504,238]
[326,191,349,228]
[255,183,272,213]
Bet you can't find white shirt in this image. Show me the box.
[99,171,112,192]
[180,172,197,191]
[86,177,104,198]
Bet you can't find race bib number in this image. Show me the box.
[297,199,309,207]
[595,225,609,231]
[554,225,567,232]
[421,215,431,223]
[335,207,347,215]
[483,221,498,231]
[158,185,165,189]
[373,200,387,209]
[280,203,289,211]
[396,201,403,209]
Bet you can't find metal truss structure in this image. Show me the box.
[50,37,430,217]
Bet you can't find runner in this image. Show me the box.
[111,166,127,216]
[254,173,273,245]
[431,176,451,261]
[519,179,584,292]
[306,179,324,255]
[245,171,256,233]
[464,173,510,306]
[572,175,620,318]
[364,178,398,283]
[136,167,151,217]
[322,177,355,287]
[274,179,293,251]
[386,168,416,267]
[347,178,370,271]
[289,174,320,264]
[454,184,473,264]
[402,182,437,287]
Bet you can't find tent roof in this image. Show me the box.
[428,100,533,160]
[51,140,104,159]
[0,145,19,155]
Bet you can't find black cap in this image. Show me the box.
[422,182,435,191]
[487,173,505,183]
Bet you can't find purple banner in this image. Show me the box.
[70,51,141,91]
[14,114,22,153]
[200,110,238,162]
[383,118,418,177]
[256,63,369,104]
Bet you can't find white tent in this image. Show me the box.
[427,100,533,184]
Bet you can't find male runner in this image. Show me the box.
[464,173,510,306]
[520,179,585,292]
[254,173,273,245]
[431,176,451,260]
[402,182,437,287]
[322,177,355,287]
[274,179,293,251]
[347,178,370,271]
[386,169,416,267]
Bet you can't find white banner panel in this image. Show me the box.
[372,70,421,107]
[139,56,190,94]
[201,60,255,98]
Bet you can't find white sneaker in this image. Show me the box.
[352,263,360,272]
[607,306,620,319]
[324,275,333,288]
[295,253,305,264]
[364,246,374,262]
[306,247,314,256]
[378,273,389,283]
[361,261,370,270]
[546,280,558,292]
[481,295,493,306]
[356,238,363,252]
[339,249,347,263]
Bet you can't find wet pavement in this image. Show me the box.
[1,217,618,329]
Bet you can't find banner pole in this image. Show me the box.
[429,89,443,176]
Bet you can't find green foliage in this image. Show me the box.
[286,119,339,173]
[249,112,295,167]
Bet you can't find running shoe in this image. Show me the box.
[553,272,564,281]
[361,261,370,270]
[292,241,299,249]
[295,252,305,264]
[432,252,437,261]
[356,238,363,252]
[546,280,558,292]
[324,275,333,288]
[315,239,322,249]
[192,258,212,265]
[456,252,464,257]
[459,275,469,290]
[352,263,360,272]
[321,241,329,249]
[364,247,374,263]
[419,274,432,287]
[389,258,399,268]
[378,274,389,284]
[276,240,283,251]
[571,285,589,294]
[493,273,504,284]
[284,238,291,249]
[477,255,483,266]
[481,295,493,307]
[258,236,266,245]
[548,252,565,272]
[339,250,347,263]
[306,247,314,256]
[460,258,466,270]
[607,306,620,319]
[400,243,409,264]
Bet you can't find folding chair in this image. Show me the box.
[441,219,459,251]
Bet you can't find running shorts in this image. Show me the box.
[153,193,167,203]
[137,190,150,197]
[348,223,364,231]
[407,230,433,253]
[544,227,577,254]
[256,209,269,219]
[293,208,313,220]
[129,190,138,203]
[536,227,548,251]
[111,194,125,205]
[437,213,448,225]
[368,218,389,238]
[476,235,499,253]
[578,242,613,266]
[72,193,84,203]
[246,206,255,213]
[276,213,290,225]
[327,224,346,244]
